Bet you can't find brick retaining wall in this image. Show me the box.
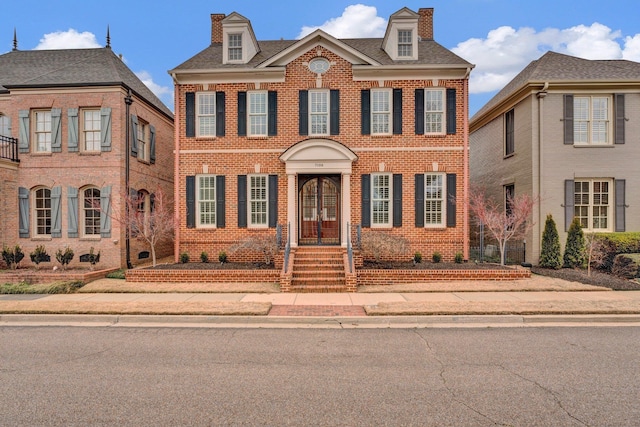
[126,269,280,283]
[357,268,531,285]
[1,268,119,284]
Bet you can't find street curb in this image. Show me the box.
[2,313,640,328]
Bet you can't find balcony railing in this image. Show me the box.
[0,135,19,163]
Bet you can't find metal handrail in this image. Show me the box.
[0,135,19,163]
[347,222,353,273]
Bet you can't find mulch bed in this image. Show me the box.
[531,266,640,291]
[148,262,275,270]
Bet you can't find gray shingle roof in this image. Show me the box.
[472,51,640,122]
[0,48,172,118]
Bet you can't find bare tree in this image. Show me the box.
[360,231,408,262]
[585,232,608,277]
[468,187,536,266]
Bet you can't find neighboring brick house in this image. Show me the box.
[0,42,174,269]
[470,51,640,264]
[169,7,473,263]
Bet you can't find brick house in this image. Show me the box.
[169,7,473,267]
[0,41,174,269]
[470,51,640,264]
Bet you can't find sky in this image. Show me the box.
[2,0,639,117]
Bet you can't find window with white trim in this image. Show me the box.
[574,96,611,145]
[372,173,391,227]
[82,187,101,236]
[33,187,51,237]
[228,33,243,61]
[81,109,101,152]
[197,93,216,137]
[397,29,413,57]
[424,173,445,227]
[137,118,148,161]
[249,175,268,227]
[424,89,444,134]
[197,175,217,227]
[309,90,329,136]
[0,114,10,137]
[371,89,391,135]
[248,91,267,136]
[574,179,612,231]
[34,110,52,152]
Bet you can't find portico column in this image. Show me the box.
[287,173,297,247]
[342,172,351,247]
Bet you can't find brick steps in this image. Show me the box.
[290,247,347,292]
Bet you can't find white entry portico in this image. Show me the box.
[279,138,358,248]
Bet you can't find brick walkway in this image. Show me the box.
[268,305,367,316]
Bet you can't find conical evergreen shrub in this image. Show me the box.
[563,217,586,268]
[539,214,562,269]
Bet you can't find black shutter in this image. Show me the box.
[268,174,278,228]
[446,174,456,227]
[563,95,574,145]
[330,90,339,135]
[614,94,625,145]
[361,174,371,227]
[564,180,574,231]
[415,89,424,135]
[216,175,225,228]
[237,91,247,136]
[393,174,402,227]
[186,92,195,137]
[238,175,247,228]
[216,91,225,137]
[268,91,278,136]
[299,90,308,135]
[615,179,626,232]
[415,174,424,227]
[393,89,403,135]
[361,89,371,135]
[446,88,456,134]
[186,176,195,228]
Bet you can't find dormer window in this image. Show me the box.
[228,33,243,61]
[398,30,413,57]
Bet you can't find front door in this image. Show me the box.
[299,175,340,245]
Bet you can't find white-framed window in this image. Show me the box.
[82,187,101,236]
[424,89,445,135]
[0,114,10,137]
[81,109,101,152]
[309,90,329,136]
[371,89,391,135]
[248,91,267,137]
[33,110,52,152]
[424,173,445,227]
[137,118,148,161]
[197,92,216,137]
[197,175,216,227]
[574,179,612,231]
[249,175,268,227]
[574,96,611,145]
[228,33,243,61]
[504,109,515,156]
[398,29,413,57]
[372,173,391,227]
[33,187,51,237]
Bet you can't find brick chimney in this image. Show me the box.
[211,14,225,44]
[418,8,434,40]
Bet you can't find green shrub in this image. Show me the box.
[539,214,562,269]
[611,254,639,279]
[432,251,442,263]
[413,252,422,264]
[200,251,209,263]
[454,252,464,264]
[55,247,74,270]
[2,245,25,270]
[563,218,585,268]
[179,252,190,263]
[0,280,83,294]
[596,232,640,254]
[218,251,228,264]
[30,245,50,267]
[105,269,126,279]
[87,247,100,269]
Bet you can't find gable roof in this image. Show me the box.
[471,51,640,125]
[0,47,173,118]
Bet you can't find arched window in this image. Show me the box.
[33,187,52,237]
[82,187,101,236]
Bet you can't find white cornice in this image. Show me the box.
[353,64,472,81]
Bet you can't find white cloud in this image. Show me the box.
[35,29,102,50]
[297,4,386,39]
[136,71,174,108]
[453,23,640,95]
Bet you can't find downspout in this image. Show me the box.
[171,75,180,263]
[534,82,549,264]
[124,89,133,269]
[463,68,471,260]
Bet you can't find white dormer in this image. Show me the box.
[222,12,259,64]
[382,7,419,61]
